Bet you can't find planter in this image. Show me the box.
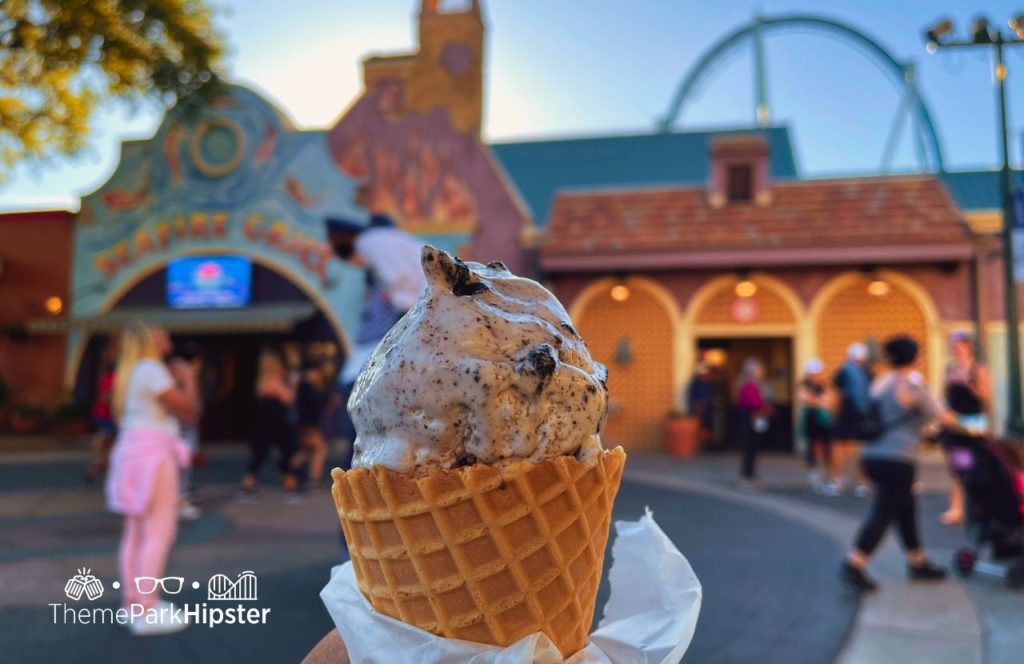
[10,414,45,435]
[664,416,701,458]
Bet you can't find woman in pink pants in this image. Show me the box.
[106,323,198,636]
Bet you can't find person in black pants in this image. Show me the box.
[240,349,299,498]
[736,357,770,487]
[841,336,955,591]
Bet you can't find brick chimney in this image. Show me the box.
[707,135,772,209]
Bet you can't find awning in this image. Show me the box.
[27,303,317,334]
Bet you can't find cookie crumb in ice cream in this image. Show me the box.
[349,246,609,475]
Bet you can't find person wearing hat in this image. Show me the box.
[799,358,836,494]
[940,331,992,525]
[325,210,428,468]
[832,342,873,497]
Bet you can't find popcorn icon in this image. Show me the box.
[65,568,104,601]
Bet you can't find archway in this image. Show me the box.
[683,273,808,450]
[810,270,940,387]
[70,249,351,440]
[570,277,681,450]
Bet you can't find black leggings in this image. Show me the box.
[247,399,296,476]
[739,412,759,480]
[854,459,921,555]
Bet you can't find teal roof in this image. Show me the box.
[491,126,798,226]
[939,170,1022,211]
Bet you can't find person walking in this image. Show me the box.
[240,348,300,499]
[84,357,117,483]
[840,336,953,592]
[832,342,872,497]
[291,358,330,490]
[737,358,770,488]
[940,331,992,525]
[799,358,836,494]
[105,323,197,635]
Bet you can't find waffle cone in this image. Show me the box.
[331,447,626,658]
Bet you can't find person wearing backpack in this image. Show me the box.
[840,336,955,592]
[832,342,872,497]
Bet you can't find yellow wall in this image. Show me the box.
[569,270,944,449]
[574,281,676,450]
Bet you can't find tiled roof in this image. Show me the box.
[541,175,973,271]
[490,126,797,227]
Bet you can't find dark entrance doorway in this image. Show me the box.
[73,262,346,442]
[696,336,794,452]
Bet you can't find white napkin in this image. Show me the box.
[320,509,701,663]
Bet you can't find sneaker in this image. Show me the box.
[822,482,842,497]
[284,491,307,505]
[840,562,878,592]
[854,484,870,499]
[129,600,189,636]
[178,500,201,521]
[808,470,823,491]
[908,560,947,581]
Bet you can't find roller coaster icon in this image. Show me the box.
[207,571,258,601]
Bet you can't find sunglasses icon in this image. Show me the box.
[134,576,184,595]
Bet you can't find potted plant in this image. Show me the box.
[663,408,701,458]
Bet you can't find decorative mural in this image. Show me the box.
[328,87,531,273]
[71,85,366,350]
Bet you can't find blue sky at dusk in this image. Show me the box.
[3,0,1024,210]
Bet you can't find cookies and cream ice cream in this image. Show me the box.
[348,246,608,474]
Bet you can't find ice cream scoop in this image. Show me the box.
[348,246,608,474]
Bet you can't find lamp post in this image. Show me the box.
[925,16,1024,436]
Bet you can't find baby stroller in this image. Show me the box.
[939,429,1024,589]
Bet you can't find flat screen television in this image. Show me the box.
[167,256,252,309]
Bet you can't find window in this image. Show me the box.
[727,164,753,203]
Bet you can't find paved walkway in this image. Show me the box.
[622,451,1024,664]
[0,441,1020,663]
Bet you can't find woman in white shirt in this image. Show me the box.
[105,323,198,636]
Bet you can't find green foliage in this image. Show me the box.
[0,0,224,169]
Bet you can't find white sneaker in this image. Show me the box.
[822,482,842,497]
[178,500,201,520]
[129,600,189,636]
[285,492,307,505]
[854,484,870,498]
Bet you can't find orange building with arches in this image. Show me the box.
[541,136,976,451]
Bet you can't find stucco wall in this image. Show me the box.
[0,211,73,404]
